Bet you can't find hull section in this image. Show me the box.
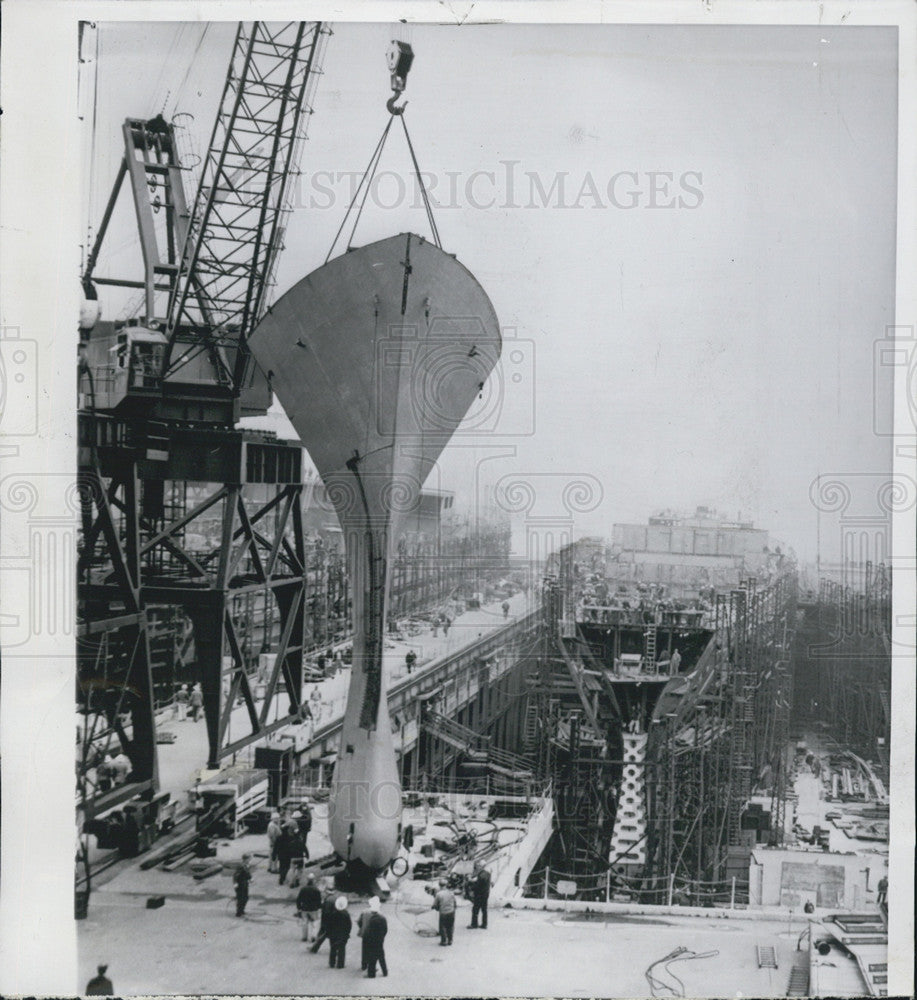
[249,233,500,870]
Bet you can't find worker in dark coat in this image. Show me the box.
[310,886,340,953]
[296,874,322,942]
[357,900,373,970]
[362,897,388,978]
[85,964,113,995]
[233,854,252,917]
[877,874,888,906]
[469,863,491,929]
[276,819,302,886]
[328,895,352,968]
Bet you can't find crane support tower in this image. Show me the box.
[78,22,330,823]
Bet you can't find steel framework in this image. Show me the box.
[164,22,330,395]
[646,571,797,895]
[791,564,891,777]
[78,22,328,823]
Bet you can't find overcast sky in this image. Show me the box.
[84,21,898,561]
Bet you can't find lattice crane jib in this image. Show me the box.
[163,21,330,408]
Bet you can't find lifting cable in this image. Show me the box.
[325,112,442,263]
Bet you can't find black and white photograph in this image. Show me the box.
[0,2,915,997]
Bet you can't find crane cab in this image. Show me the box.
[79,321,167,413]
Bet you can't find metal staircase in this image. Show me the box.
[423,710,533,777]
[786,959,809,996]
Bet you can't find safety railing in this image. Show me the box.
[527,864,750,909]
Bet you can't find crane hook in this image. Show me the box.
[387,93,409,116]
[386,41,414,117]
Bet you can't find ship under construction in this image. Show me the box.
[72,20,896,999]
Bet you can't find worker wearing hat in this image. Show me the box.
[328,894,352,968]
[296,873,322,942]
[233,854,252,917]
[362,896,388,978]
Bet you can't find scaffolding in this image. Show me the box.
[792,563,891,779]
[645,571,797,894]
[528,558,800,896]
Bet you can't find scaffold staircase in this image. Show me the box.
[423,710,533,778]
[786,959,809,996]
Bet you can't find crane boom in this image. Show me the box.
[163,21,330,408]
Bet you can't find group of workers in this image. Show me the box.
[305,888,389,975]
[173,683,204,722]
[266,807,313,886]
[231,846,492,978]
[233,864,390,976]
[432,863,492,945]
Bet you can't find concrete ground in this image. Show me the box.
[78,856,808,998]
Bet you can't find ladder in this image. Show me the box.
[786,960,809,996]
[523,700,539,753]
[643,627,657,670]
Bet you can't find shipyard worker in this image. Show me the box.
[85,964,114,996]
[296,874,322,942]
[405,650,417,674]
[266,812,282,873]
[502,600,510,618]
[189,683,203,722]
[310,886,340,953]
[432,618,440,637]
[468,863,491,929]
[357,898,373,970]
[363,897,389,978]
[276,817,301,886]
[112,751,132,785]
[443,617,451,637]
[97,755,114,793]
[328,895,352,968]
[175,684,190,721]
[233,854,252,917]
[670,648,682,673]
[287,815,306,881]
[296,805,312,858]
[432,879,456,945]
[309,684,323,722]
[877,875,888,906]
